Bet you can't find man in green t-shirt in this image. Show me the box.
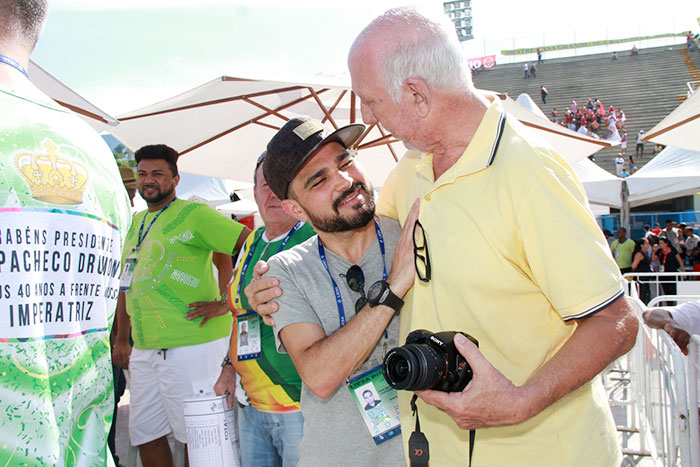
[214,152,316,467]
[611,227,636,274]
[112,144,250,466]
[1,2,132,465]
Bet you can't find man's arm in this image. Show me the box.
[280,304,397,399]
[278,202,419,399]
[234,226,252,257]
[418,296,638,429]
[112,291,132,369]
[213,251,233,295]
[643,308,691,354]
[214,332,237,409]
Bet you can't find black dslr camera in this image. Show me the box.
[382,330,478,393]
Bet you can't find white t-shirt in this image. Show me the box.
[685,234,700,250]
[615,156,625,174]
[671,301,700,335]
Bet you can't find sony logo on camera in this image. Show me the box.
[428,335,446,348]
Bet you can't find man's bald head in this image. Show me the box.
[0,0,48,51]
[350,7,470,103]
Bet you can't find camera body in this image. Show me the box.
[382,329,478,393]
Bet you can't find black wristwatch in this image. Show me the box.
[367,280,403,313]
[221,355,233,368]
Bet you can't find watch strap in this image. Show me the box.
[369,280,404,313]
[221,355,233,368]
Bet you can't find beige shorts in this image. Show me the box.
[127,336,229,445]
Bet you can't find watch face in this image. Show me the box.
[368,281,385,303]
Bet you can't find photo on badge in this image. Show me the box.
[236,313,261,361]
[348,366,402,445]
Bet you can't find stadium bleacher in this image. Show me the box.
[472,44,700,174]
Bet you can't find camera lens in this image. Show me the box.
[382,344,446,391]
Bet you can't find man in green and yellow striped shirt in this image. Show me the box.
[215,153,315,467]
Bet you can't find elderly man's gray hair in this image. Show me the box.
[364,7,470,103]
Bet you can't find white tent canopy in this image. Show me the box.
[627,145,700,207]
[643,89,700,152]
[216,198,259,217]
[571,158,623,208]
[176,172,252,207]
[28,60,119,132]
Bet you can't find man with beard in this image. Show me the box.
[250,117,415,466]
[112,144,250,467]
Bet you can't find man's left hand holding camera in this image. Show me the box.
[417,297,638,429]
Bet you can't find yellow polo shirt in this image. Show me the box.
[378,98,623,466]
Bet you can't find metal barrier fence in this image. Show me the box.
[623,272,700,305]
[687,335,700,465]
[613,292,700,466]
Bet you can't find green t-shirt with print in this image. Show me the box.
[123,198,245,349]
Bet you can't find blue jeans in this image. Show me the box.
[238,404,304,467]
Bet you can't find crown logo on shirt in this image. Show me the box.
[14,140,89,205]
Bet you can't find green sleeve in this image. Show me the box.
[190,203,246,255]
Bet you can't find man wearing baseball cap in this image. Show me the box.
[249,116,416,466]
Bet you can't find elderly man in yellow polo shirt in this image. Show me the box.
[345,7,639,467]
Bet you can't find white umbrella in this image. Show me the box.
[643,89,700,152]
[111,77,615,188]
[28,60,119,132]
[112,75,405,188]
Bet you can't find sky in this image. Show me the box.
[32,0,700,117]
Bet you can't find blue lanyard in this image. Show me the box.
[235,221,302,307]
[133,199,175,252]
[0,54,28,78]
[318,219,387,329]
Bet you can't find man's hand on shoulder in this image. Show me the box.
[244,260,282,327]
[386,199,420,298]
[416,333,526,429]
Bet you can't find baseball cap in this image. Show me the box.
[264,117,365,200]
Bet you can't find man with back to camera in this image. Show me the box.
[213,151,316,467]
[346,7,638,466]
[248,116,418,466]
[0,1,132,464]
[112,144,250,466]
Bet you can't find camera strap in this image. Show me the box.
[408,394,429,467]
[409,394,475,467]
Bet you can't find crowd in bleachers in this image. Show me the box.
[551,98,626,139]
